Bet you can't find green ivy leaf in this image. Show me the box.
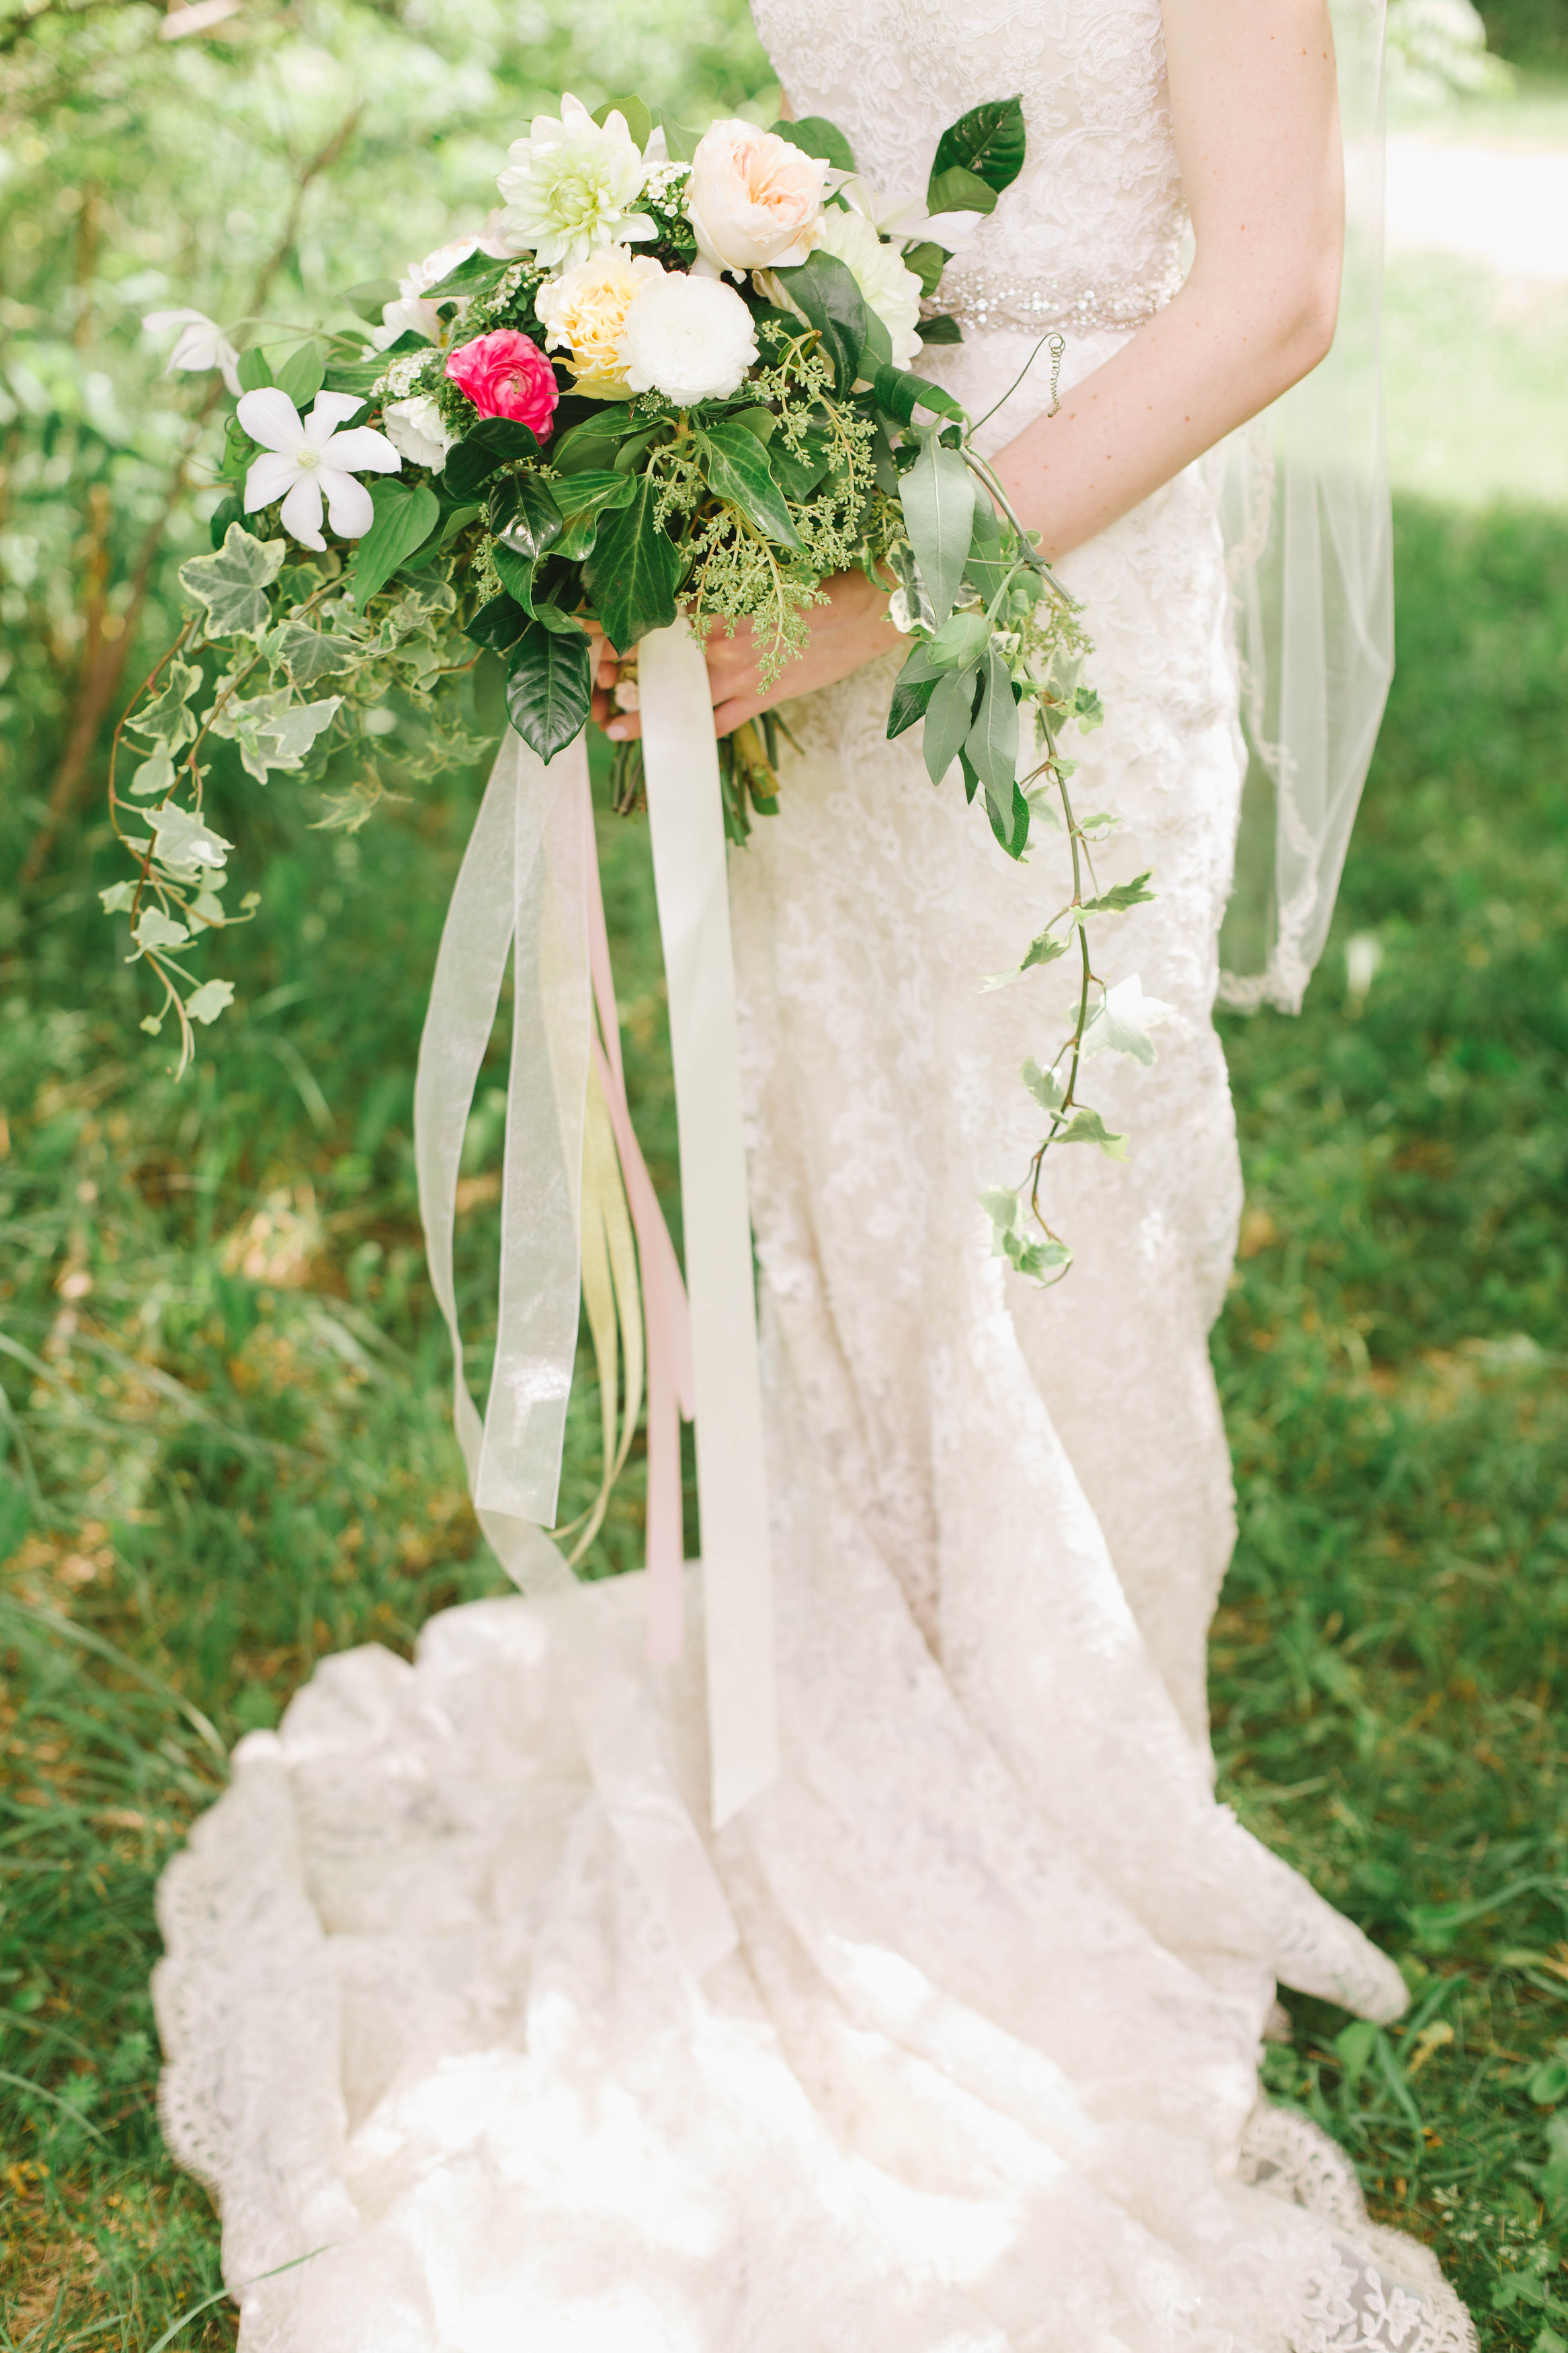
[464,593,530,653]
[782,249,868,397]
[769,115,855,171]
[551,404,635,476]
[422,247,511,302]
[930,96,1027,198]
[179,525,286,642]
[492,471,565,561]
[505,619,592,764]
[582,471,681,651]
[696,420,802,549]
[348,480,441,610]
[550,468,636,559]
[443,415,544,499]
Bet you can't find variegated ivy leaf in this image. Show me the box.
[124,659,202,751]
[179,524,286,642]
[204,689,342,783]
[99,880,137,914]
[267,616,362,690]
[1021,1057,1065,1111]
[1073,685,1104,733]
[133,906,192,951]
[1053,1107,1128,1160]
[146,802,234,874]
[1077,974,1173,1067]
[130,750,177,799]
[979,1187,1021,1243]
[185,979,236,1025]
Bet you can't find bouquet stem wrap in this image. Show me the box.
[414,625,775,1963]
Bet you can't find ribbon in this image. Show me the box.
[414,725,735,1977]
[638,624,778,1827]
[414,622,777,1929]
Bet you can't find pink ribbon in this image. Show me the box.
[583,820,696,1664]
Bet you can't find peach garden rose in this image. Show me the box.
[684,121,828,276]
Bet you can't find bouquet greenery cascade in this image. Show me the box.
[120,89,1164,1281]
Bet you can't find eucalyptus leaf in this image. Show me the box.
[698,421,802,549]
[870,363,964,428]
[505,619,592,764]
[898,428,976,627]
[179,524,286,642]
[966,644,1024,852]
[926,610,991,671]
[886,668,938,741]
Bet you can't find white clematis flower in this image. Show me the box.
[496,94,655,270]
[1078,974,1175,1066]
[143,308,242,397]
[237,388,401,551]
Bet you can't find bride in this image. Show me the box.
[154,1,1476,2347]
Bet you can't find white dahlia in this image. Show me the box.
[496,95,655,270]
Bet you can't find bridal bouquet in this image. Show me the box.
[115,88,1154,1281]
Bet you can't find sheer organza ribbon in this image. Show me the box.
[413,621,776,1969]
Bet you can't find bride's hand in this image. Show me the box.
[589,570,903,743]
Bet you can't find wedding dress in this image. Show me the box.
[153,4,1475,2347]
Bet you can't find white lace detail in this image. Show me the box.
[152,5,1469,2346]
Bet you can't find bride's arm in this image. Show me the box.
[600,0,1344,740]
[990,0,1344,559]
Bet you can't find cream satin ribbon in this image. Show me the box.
[413,623,776,1960]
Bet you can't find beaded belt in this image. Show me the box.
[930,256,1185,337]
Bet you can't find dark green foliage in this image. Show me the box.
[581,474,682,651]
[505,620,593,763]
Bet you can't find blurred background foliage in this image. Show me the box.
[3,0,1568,2346]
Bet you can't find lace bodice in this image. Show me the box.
[751,0,1188,319]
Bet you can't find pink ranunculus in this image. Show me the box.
[444,329,559,438]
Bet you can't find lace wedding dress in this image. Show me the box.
[153,5,1475,2347]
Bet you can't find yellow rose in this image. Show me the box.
[534,245,666,399]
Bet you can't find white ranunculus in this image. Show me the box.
[685,122,827,275]
[237,389,401,551]
[496,94,655,270]
[381,394,456,469]
[616,272,759,408]
[143,308,241,397]
[815,204,925,367]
